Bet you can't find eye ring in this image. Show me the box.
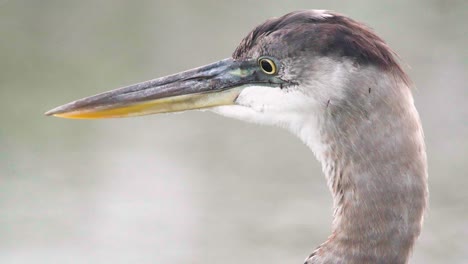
[258,57,278,75]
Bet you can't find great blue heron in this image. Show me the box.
[46,10,428,264]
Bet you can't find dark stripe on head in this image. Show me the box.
[233,10,409,84]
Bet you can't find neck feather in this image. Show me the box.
[301,74,427,264]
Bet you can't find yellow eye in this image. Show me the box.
[258,57,277,75]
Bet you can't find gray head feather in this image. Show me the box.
[233,10,409,85]
[222,10,427,264]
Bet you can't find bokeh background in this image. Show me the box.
[1,0,467,263]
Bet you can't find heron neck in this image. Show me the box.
[301,80,427,264]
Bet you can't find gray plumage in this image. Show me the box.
[46,9,428,264]
[231,10,427,264]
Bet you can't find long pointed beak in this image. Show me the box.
[45,58,285,119]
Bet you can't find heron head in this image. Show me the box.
[46,10,407,131]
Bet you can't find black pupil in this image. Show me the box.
[261,60,273,73]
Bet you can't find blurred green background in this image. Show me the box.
[1,0,467,263]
